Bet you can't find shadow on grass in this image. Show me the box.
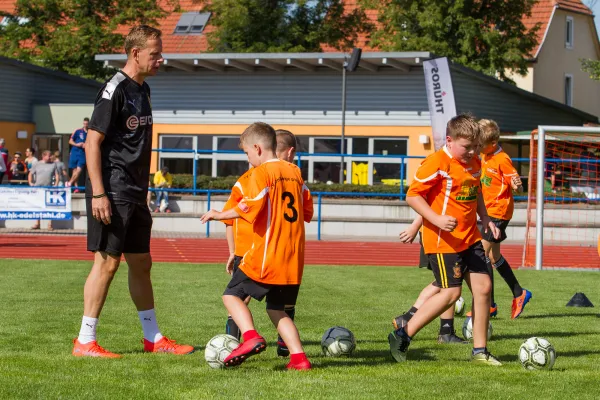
[493,331,598,340]
[519,312,598,319]
[558,350,600,358]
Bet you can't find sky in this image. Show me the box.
[593,2,600,34]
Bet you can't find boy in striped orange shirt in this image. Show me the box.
[221,129,301,357]
[478,119,531,319]
[389,114,502,366]
[201,123,314,370]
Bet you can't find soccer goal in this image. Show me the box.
[522,126,600,270]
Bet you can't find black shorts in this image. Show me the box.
[232,255,243,273]
[429,241,488,288]
[418,232,430,269]
[479,217,510,243]
[86,198,152,256]
[223,267,300,310]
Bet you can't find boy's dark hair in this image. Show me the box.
[239,122,277,152]
[83,117,89,122]
[275,129,297,153]
[446,114,480,142]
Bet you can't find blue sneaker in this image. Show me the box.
[512,289,532,319]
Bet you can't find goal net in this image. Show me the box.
[522,127,600,269]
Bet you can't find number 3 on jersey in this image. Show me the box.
[282,192,298,223]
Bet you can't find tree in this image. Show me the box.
[581,58,600,80]
[360,0,540,81]
[0,0,178,80]
[195,0,372,53]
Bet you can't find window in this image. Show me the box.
[565,74,573,106]
[217,161,249,177]
[174,12,211,35]
[352,138,369,155]
[162,158,193,175]
[373,139,407,156]
[314,138,342,154]
[161,136,193,150]
[217,137,240,151]
[566,16,574,49]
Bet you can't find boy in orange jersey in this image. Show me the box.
[221,129,300,358]
[389,114,502,366]
[478,119,531,319]
[201,122,314,370]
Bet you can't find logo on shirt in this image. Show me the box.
[481,174,492,188]
[456,180,478,202]
[126,115,152,131]
[453,262,462,279]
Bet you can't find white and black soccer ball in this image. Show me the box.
[204,334,239,369]
[454,296,466,316]
[462,316,493,341]
[321,326,356,357]
[519,337,556,370]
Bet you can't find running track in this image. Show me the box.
[0,235,598,269]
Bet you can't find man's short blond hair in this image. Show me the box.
[239,122,277,152]
[275,129,297,153]
[125,25,162,56]
[479,119,500,145]
[446,114,480,143]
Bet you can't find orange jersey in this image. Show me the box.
[480,147,519,220]
[407,146,482,254]
[222,168,254,257]
[234,159,314,285]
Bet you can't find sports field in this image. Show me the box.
[0,260,598,399]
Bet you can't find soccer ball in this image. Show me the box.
[454,296,466,316]
[321,326,356,357]
[204,334,239,369]
[462,316,493,341]
[519,337,556,370]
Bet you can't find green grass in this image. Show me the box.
[0,260,598,399]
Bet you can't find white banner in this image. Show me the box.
[0,187,72,220]
[423,57,457,151]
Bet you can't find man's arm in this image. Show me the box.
[200,207,240,223]
[86,129,112,224]
[27,166,34,186]
[69,131,83,148]
[477,194,500,239]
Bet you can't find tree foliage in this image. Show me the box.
[581,58,600,81]
[195,0,372,52]
[0,0,178,80]
[360,0,540,81]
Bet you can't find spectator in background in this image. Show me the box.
[29,150,59,230]
[9,151,28,184]
[0,138,8,183]
[24,147,38,173]
[580,147,598,180]
[0,148,6,183]
[52,150,69,186]
[152,165,172,213]
[67,117,88,192]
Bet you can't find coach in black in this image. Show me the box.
[72,26,193,358]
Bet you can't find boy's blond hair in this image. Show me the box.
[446,114,480,142]
[275,129,297,153]
[479,119,500,145]
[125,25,162,56]
[239,122,277,152]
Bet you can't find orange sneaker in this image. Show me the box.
[466,303,498,318]
[72,339,121,358]
[511,289,532,319]
[143,336,194,355]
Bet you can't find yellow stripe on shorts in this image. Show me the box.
[437,253,448,288]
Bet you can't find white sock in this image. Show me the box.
[138,309,163,343]
[78,316,98,344]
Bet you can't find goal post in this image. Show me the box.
[525,125,600,271]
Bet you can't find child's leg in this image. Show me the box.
[414,282,441,308]
[267,309,303,355]
[489,242,523,298]
[481,239,496,305]
[223,295,256,334]
[467,272,491,349]
[405,287,461,337]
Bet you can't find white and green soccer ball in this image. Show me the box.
[204,334,239,369]
[321,326,356,357]
[454,296,466,316]
[462,316,493,341]
[519,337,556,370]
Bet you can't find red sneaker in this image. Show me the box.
[224,336,267,367]
[143,336,194,355]
[72,339,121,358]
[286,359,312,370]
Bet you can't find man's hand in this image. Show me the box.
[226,253,235,275]
[399,225,419,244]
[200,209,222,224]
[92,196,112,225]
[434,215,458,232]
[481,216,500,240]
